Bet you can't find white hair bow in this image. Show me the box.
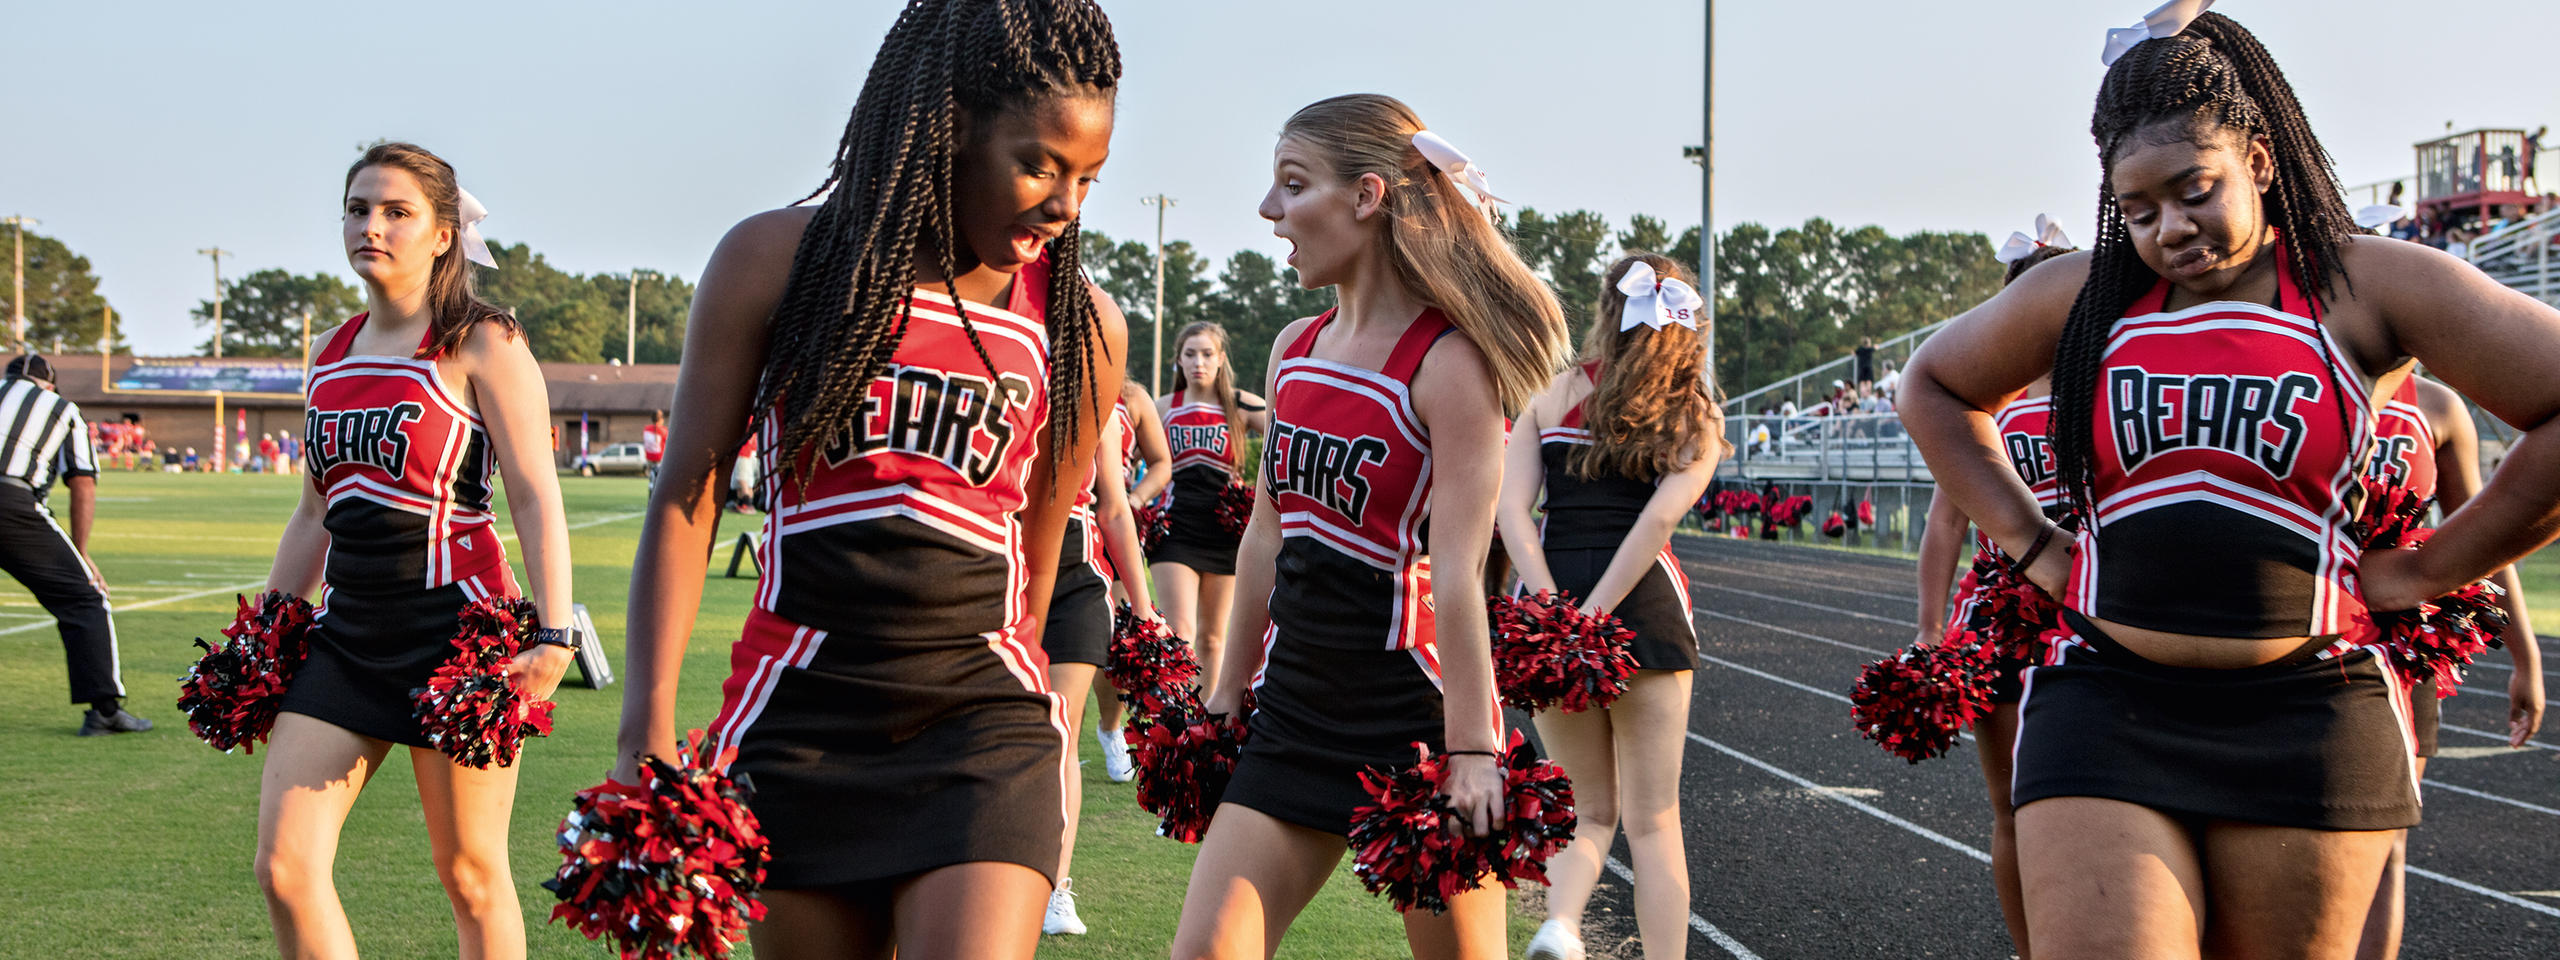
[456,186,497,269]
[1617,261,1703,332]
[1410,130,1507,208]
[1995,214,2073,264]
[2355,204,2407,231]
[2101,0,2213,66]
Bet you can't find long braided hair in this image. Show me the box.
[2048,11,2358,527]
[748,0,1121,492]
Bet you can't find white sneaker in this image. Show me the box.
[1043,878,1088,936]
[1525,918,1585,960]
[1099,729,1135,782]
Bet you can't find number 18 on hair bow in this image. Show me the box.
[1617,261,1702,331]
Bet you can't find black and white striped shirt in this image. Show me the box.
[0,376,99,494]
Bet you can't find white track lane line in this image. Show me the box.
[1696,602,2560,913]
[1,510,647,637]
[1602,856,1764,960]
[2424,780,2560,817]
[1684,561,1922,603]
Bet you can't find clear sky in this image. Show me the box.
[6,0,2554,354]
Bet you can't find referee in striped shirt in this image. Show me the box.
[1,354,147,735]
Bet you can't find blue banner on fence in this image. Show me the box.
[114,358,306,394]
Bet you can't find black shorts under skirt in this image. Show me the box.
[278,567,515,749]
[1042,552,1112,668]
[2012,611,2421,831]
[711,609,1067,889]
[1226,632,1451,836]
[1542,546,1698,672]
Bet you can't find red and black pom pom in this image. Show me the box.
[1820,511,1848,538]
[1215,479,1256,537]
[1945,545,2067,676]
[547,731,770,960]
[1125,694,1249,843]
[1856,499,1877,528]
[1347,729,1578,914]
[177,590,318,753]
[2349,479,2510,693]
[1135,499,1169,554]
[1487,591,1638,713]
[1849,641,1997,764]
[413,597,557,770]
[1107,603,1202,715]
[1766,495,1814,527]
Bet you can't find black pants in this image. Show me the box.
[0,483,121,704]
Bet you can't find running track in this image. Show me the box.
[1566,535,2559,959]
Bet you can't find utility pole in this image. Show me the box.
[3,215,38,351]
[301,307,315,374]
[197,246,235,357]
[625,269,660,365]
[1139,194,1176,396]
[1685,1,1718,395]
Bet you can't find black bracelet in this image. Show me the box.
[1442,749,1500,759]
[533,627,578,652]
[2010,524,2058,576]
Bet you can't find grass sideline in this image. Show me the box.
[0,472,1544,958]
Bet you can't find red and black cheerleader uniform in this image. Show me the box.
[2015,260,2420,830]
[1041,446,1112,668]
[2367,378,2441,758]
[1154,391,1246,576]
[279,314,518,747]
[706,258,1068,888]
[1533,363,1697,670]
[1942,393,2060,701]
[1223,309,1496,832]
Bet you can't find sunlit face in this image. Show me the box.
[1177,333,1223,388]
[2109,122,2276,295]
[343,165,451,291]
[950,94,1114,273]
[1258,136,1378,290]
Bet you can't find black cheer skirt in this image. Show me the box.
[1155,490,1240,577]
[2012,611,2421,831]
[277,567,516,749]
[1225,631,1458,836]
[708,609,1068,888]
[1543,546,1699,672]
[1042,549,1112,668]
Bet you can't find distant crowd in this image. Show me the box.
[90,421,303,474]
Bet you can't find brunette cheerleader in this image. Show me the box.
[609,3,1125,957]
[1903,8,2560,956]
[1096,378,1174,781]
[259,141,576,959]
[1170,94,1570,960]
[2354,373,2544,960]
[1151,321,1268,688]
[1910,220,2077,958]
[1499,253,1723,960]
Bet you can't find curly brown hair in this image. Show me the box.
[1572,253,1727,479]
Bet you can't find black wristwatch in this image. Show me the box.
[533,627,579,652]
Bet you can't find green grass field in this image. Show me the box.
[0,472,1541,959]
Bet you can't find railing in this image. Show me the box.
[2466,206,2560,308]
[1720,412,1928,482]
[1721,321,1947,416]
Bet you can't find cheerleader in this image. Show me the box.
[609,2,1125,957]
[1500,254,1723,960]
[1171,94,1570,960]
[1151,321,1268,688]
[2355,373,2543,960]
[1039,380,1160,935]
[258,141,576,958]
[1095,378,1174,782]
[1910,222,2077,959]
[1902,8,2560,956]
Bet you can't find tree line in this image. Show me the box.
[8,216,2001,394]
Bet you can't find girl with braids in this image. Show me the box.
[261,142,577,958]
[1152,320,1268,689]
[1037,373,1159,935]
[1499,253,1723,960]
[608,2,1125,956]
[1172,93,1569,960]
[1096,377,1175,782]
[2353,373,2542,960]
[1909,230,2077,960]
[1901,9,2560,957]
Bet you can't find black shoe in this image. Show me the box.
[79,708,153,736]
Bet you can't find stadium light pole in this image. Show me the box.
[624,268,660,366]
[197,246,235,358]
[3,215,37,352]
[1140,194,1175,396]
[1685,1,1718,396]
